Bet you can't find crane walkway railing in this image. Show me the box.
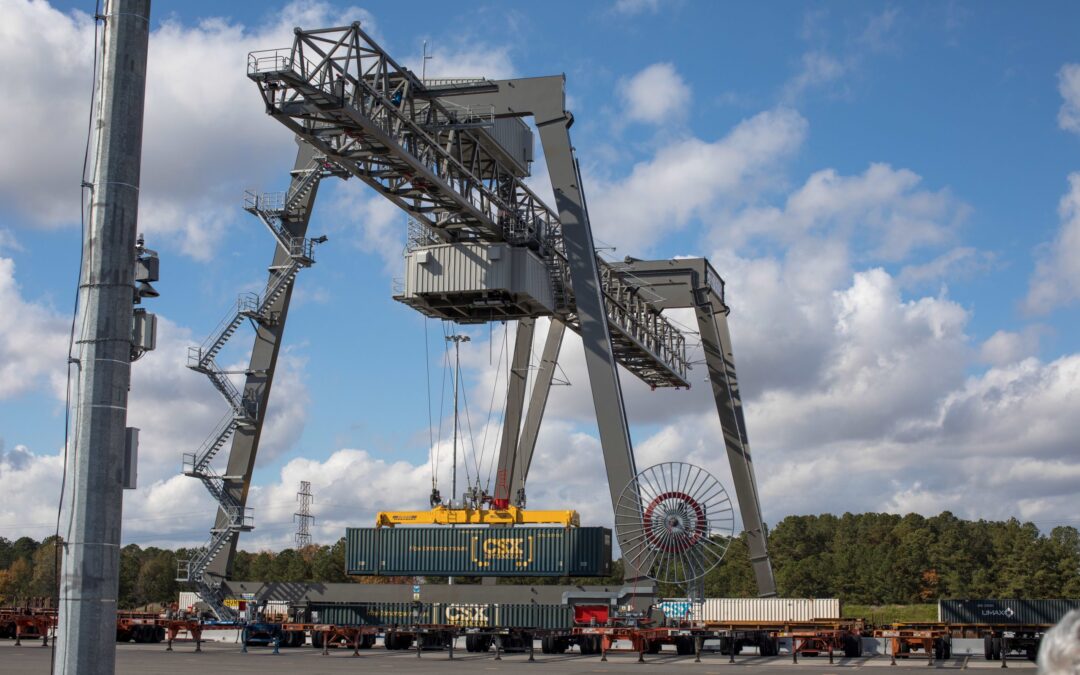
[247,24,689,387]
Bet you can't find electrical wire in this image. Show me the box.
[423,318,435,489]
[484,321,512,493]
[52,4,103,670]
[476,322,507,493]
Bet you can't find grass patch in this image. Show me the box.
[843,604,937,624]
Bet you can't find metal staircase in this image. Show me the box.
[177,156,338,620]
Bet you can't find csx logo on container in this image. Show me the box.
[445,605,488,624]
[482,538,525,559]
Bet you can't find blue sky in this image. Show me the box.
[1,0,1080,548]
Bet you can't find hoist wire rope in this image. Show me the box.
[424,318,436,489]
[433,321,453,491]
[457,358,477,494]
[476,321,507,495]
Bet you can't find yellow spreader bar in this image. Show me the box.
[375,505,579,528]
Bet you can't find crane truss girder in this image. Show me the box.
[246,23,688,389]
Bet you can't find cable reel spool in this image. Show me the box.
[615,461,735,586]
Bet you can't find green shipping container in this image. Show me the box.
[309,602,438,626]
[308,601,574,629]
[939,599,1080,626]
[346,526,612,577]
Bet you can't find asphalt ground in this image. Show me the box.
[2,638,1037,675]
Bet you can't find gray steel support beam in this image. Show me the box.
[442,76,643,577]
[618,257,777,597]
[203,141,322,582]
[537,111,642,580]
[492,318,535,507]
[55,2,150,674]
[695,303,777,597]
[513,319,566,503]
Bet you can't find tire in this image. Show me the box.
[579,636,593,655]
[984,635,994,660]
[844,634,861,658]
[761,636,778,656]
[675,636,695,656]
[934,639,945,660]
[361,633,375,649]
[992,637,1002,661]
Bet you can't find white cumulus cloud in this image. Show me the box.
[619,62,691,125]
[588,107,808,253]
[1025,172,1080,313]
[1058,63,1080,135]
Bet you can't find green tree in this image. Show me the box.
[134,552,177,606]
[118,544,143,608]
[2,557,33,602]
[29,537,61,600]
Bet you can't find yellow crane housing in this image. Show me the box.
[375,505,579,528]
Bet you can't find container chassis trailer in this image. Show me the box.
[0,606,244,651]
[884,621,1049,662]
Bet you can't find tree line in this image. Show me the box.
[702,512,1080,602]
[2,511,1077,609]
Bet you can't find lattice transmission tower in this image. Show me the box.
[294,480,314,548]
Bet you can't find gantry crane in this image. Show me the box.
[180,22,776,619]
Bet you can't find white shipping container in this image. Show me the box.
[661,598,841,623]
[177,592,200,611]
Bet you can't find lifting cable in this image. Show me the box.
[476,321,507,494]
[424,318,436,490]
[486,321,513,493]
[458,366,476,493]
[433,322,454,491]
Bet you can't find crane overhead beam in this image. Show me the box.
[246,23,688,389]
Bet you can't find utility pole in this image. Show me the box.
[294,481,313,548]
[55,1,151,674]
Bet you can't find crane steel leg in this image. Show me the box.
[203,142,323,583]
[493,318,535,508]
[695,303,777,596]
[440,76,644,578]
[513,318,566,504]
[536,113,642,579]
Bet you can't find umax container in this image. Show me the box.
[939,599,1080,626]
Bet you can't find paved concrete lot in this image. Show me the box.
[2,639,1036,674]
